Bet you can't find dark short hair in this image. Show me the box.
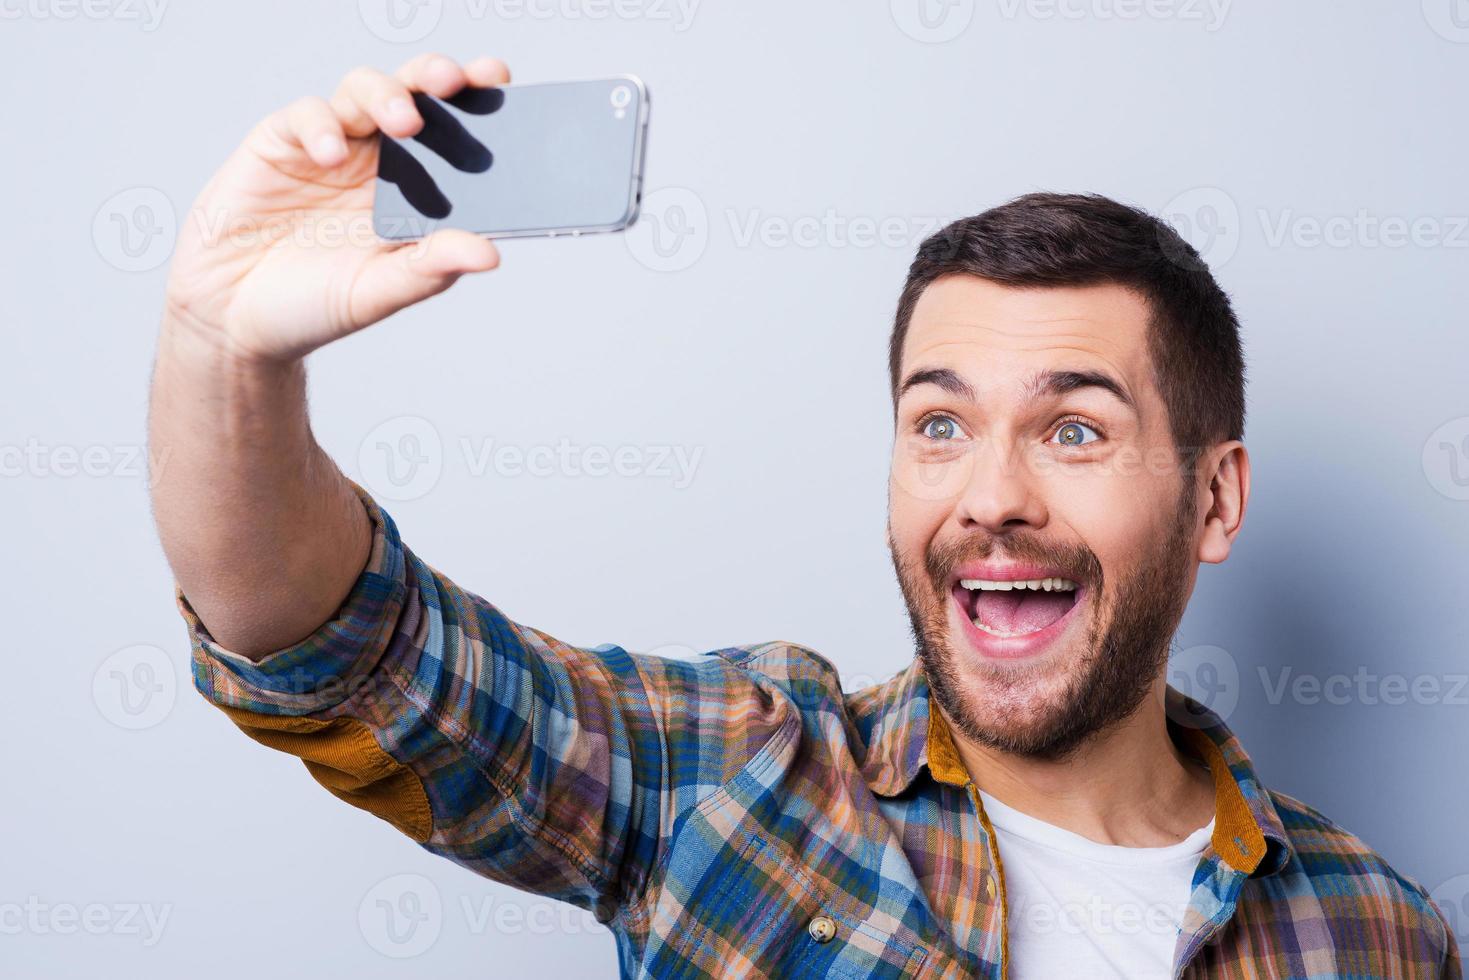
[890,192,1246,452]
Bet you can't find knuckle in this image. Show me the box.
[290,95,327,117]
[298,97,336,130]
[341,65,381,90]
[399,52,453,84]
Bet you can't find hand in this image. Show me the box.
[163,54,510,364]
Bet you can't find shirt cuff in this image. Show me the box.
[179,483,410,717]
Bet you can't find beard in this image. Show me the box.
[890,488,1197,762]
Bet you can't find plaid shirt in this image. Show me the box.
[181,488,1459,979]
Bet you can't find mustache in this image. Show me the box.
[922,530,1104,593]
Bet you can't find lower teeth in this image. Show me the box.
[972,618,1036,639]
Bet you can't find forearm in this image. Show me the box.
[148,56,500,659]
[148,315,370,659]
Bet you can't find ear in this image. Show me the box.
[1198,441,1249,565]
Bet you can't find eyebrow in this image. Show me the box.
[897,367,976,402]
[898,366,1138,415]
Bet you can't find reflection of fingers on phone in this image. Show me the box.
[409,93,493,174]
[446,86,506,116]
[379,137,451,220]
[373,76,647,241]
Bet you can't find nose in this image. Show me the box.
[954,438,1048,534]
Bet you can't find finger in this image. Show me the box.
[446,57,510,115]
[400,228,500,278]
[464,56,511,87]
[354,230,499,324]
[274,96,348,167]
[330,65,421,140]
[393,52,470,98]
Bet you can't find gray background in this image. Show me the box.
[4,1,1468,976]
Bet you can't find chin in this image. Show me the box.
[927,625,1096,753]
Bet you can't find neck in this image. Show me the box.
[942,678,1215,847]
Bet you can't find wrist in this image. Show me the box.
[158,303,302,381]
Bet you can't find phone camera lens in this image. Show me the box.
[610,85,632,109]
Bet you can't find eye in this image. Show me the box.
[1051,418,1101,447]
[920,414,967,441]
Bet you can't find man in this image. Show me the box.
[151,53,1458,979]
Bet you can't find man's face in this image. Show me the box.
[888,276,1204,760]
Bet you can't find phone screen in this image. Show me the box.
[372,76,649,241]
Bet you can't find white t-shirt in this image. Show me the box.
[978,789,1214,980]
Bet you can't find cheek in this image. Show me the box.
[888,464,956,554]
[889,437,973,515]
[1038,465,1175,570]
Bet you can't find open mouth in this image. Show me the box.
[951,576,1082,640]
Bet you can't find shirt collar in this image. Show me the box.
[856,662,1293,877]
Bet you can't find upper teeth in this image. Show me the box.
[959,578,1077,592]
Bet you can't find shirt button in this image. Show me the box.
[808,915,837,944]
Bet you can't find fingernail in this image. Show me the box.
[387,97,414,120]
[313,135,346,161]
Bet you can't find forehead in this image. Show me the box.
[900,276,1155,394]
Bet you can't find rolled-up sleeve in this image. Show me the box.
[183,489,411,717]
[177,486,676,918]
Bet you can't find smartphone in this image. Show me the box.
[372,75,649,241]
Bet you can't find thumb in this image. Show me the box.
[351,229,500,326]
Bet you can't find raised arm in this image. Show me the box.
[149,57,803,923]
[149,54,507,657]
